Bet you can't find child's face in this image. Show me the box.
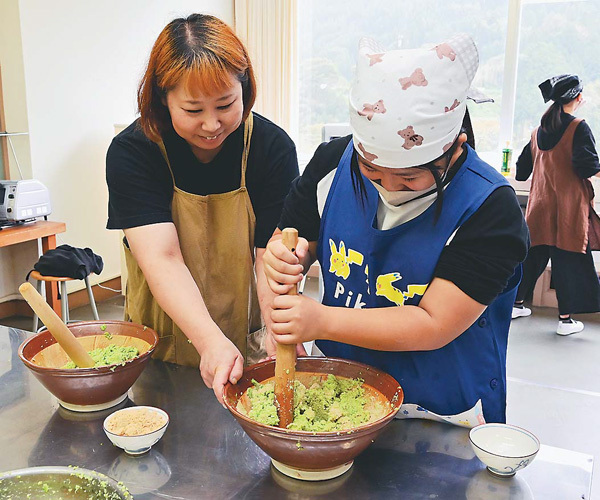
[356,132,466,191]
[357,156,437,192]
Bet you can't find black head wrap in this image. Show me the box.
[539,74,583,103]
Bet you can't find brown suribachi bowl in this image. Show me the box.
[19,320,158,410]
[224,357,403,474]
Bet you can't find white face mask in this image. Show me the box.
[369,167,449,206]
[371,180,438,206]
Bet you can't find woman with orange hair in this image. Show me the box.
[106,14,298,403]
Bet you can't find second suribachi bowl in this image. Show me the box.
[19,320,158,411]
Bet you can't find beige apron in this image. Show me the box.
[124,113,262,366]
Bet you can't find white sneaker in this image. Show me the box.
[556,320,584,336]
[512,306,532,319]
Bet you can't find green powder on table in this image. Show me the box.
[243,374,381,432]
[62,344,138,369]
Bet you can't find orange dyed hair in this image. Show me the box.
[137,14,256,142]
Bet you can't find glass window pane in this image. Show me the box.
[514,0,600,158]
[298,1,509,166]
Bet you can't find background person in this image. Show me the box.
[263,35,528,425]
[106,14,298,402]
[512,74,600,336]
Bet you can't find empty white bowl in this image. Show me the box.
[103,406,169,455]
[469,423,540,477]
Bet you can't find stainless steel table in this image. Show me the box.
[0,326,593,499]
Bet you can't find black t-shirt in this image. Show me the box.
[278,136,529,305]
[106,113,299,247]
[516,111,600,181]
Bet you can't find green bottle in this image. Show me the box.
[501,143,512,176]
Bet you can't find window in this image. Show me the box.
[514,0,600,156]
[299,0,599,173]
[298,0,509,168]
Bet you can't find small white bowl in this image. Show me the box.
[103,406,169,455]
[469,423,540,477]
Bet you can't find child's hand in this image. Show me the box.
[270,295,327,345]
[263,235,309,294]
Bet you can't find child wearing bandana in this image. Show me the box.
[263,35,528,426]
[512,74,600,335]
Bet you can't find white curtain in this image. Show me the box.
[234,0,298,139]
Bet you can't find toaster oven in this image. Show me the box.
[0,180,52,224]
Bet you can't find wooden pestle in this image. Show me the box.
[274,228,298,428]
[19,282,95,368]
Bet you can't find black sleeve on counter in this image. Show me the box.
[277,136,351,241]
[515,142,533,181]
[434,186,529,305]
[572,120,600,179]
[106,133,174,230]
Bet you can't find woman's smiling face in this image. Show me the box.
[165,72,244,162]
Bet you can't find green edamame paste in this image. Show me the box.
[62,345,138,369]
[243,374,385,432]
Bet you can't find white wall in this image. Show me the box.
[0,0,233,301]
[0,0,36,302]
[0,0,33,180]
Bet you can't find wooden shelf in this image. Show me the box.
[0,220,66,248]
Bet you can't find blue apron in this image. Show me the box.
[316,141,519,423]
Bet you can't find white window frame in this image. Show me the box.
[295,0,585,167]
[498,0,523,152]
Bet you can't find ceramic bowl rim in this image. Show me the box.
[469,423,540,459]
[18,320,159,374]
[103,405,169,438]
[224,356,403,437]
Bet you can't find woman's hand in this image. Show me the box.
[270,294,328,345]
[263,235,310,294]
[197,335,244,406]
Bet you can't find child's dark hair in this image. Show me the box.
[350,108,474,220]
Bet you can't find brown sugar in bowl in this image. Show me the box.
[19,320,158,411]
[224,357,403,479]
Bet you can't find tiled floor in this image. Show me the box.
[1,282,599,498]
[506,306,600,499]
